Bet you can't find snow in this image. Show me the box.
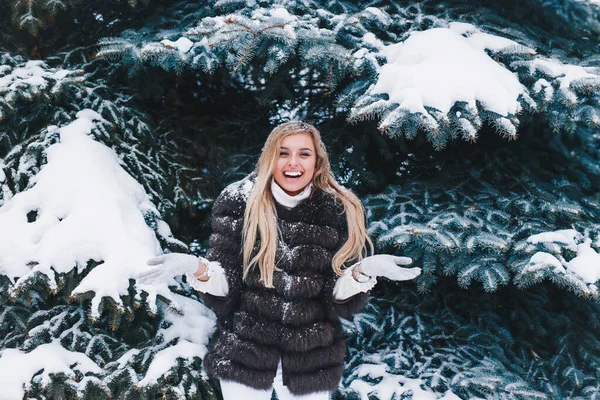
[363,32,384,49]
[189,7,299,44]
[161,37,194,53]
[223,173,255,201]
[525,230,600,283]
[157,219,174,239]
[138,294,216,386]
[0,341,101,399]
[0,110,178,318]
[160,294,215,345]
[370,25,524,116]
[567,240,600,283]
[115,348,140,368]
[353,48,369,58]
[527,252,566,274]
[527,58,599,89]
[350,362,461,400]
[139,341,205,386]
[0,60,72,92]
[245,6,298,39]
[527,229,580,248]
[532,78,553,102]
[362,7,392,25]
[269,6,296,23]
[449,22,535,53]
[0,295,217,393]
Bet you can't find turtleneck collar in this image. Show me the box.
[271,179,312,209]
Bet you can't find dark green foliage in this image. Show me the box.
[364,130,600,297]
[0,52,198,220]
[0,295,31,349]
[0,54,85,127]
[96,0,600,147]
[0,291,218,399]
[339,279,600,399]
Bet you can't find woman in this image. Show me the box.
[137,121,420,399]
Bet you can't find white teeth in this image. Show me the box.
[284,171,302,177]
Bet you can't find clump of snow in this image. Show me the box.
[161,37,194,53]
[567,239,600,284]
[268,6,297,23]
[353,48,369,58]
[526,252,566,274]
[523,230,600,284]
[160,294,216,345]
[527,229,580,248]
[0,342,101,399]
[532,78,553,102]
[527,58,599,90]
[361,7,392,26]
[223,173,255,201]
[0,110,181,318]
[362,32,384,49]
[139,341,205,387]
[189,7,299,44]
[370,24,524,116]
[240,6,298,40]
[138,294,216,386]
[115,348,140,368]
[449,22,535,54]
[0,60,75,92]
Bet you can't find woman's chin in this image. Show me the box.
[280,182,308,196]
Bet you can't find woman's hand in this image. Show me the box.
[358,254,421,281]
[135,253,206,286]
[193,259,210,281]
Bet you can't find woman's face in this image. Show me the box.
[273,132,316,196]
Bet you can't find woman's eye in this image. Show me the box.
[280,152,288,156]
[301,153,311,157]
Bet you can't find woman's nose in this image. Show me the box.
[288,154,299,165]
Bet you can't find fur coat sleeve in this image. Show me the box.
[198,180,248,319]
[319,205,371,320]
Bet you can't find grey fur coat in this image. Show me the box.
[200,174,370,395]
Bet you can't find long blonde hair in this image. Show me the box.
[242,121,374,287]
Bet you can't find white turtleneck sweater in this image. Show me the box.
[188,180,376,301]
[270,178,313,208]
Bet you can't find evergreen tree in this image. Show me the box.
[1,0,600,399]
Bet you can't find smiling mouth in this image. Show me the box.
[283,171,303,178]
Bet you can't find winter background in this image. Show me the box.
[1,0,600,399]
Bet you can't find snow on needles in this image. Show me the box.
[138,294,216,387]
[0,341,101,399]
[525,229,600,284]
[350,362,462,400]
[0,110,176,318]
[370,24,524,116]
[0,60,72,92]
[567,240,600,284]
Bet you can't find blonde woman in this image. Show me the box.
[137,121,421,399]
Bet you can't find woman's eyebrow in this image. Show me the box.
[280,146,313,152]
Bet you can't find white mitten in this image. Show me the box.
[135,253,203,286]
[358,255,421,281]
